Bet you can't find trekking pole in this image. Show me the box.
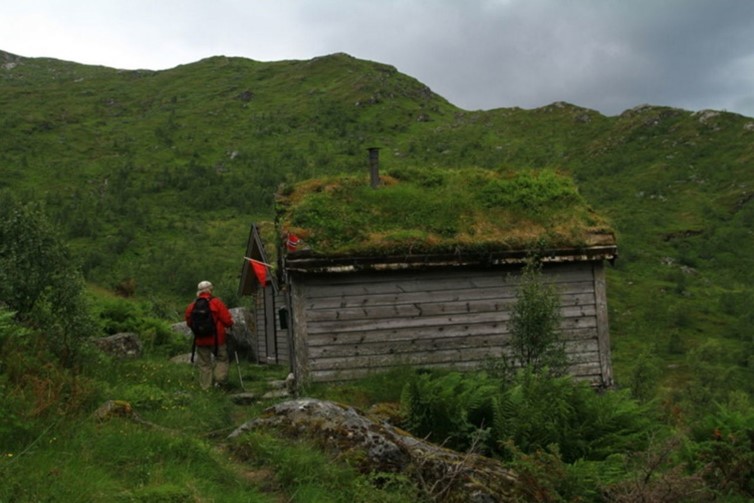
[234,350,246,391]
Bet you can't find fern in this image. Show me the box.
[400,371,499,452]
[491,369,656,463]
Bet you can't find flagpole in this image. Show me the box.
[244,257,274,267]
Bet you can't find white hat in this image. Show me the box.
[196,280,213,296]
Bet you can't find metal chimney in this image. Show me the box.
[368,147,380,188]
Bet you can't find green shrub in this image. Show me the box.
[0,191,96,366]
[504,442,626,502]
[479,168,584,211]
[505,260,567,375]
[92,297,185,355]
[627,349,663,403]
[685,394,754,498]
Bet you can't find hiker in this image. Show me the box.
[184,280,234,390]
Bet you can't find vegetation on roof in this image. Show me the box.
[276,167,615,256]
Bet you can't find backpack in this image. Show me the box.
[189,297,217,361]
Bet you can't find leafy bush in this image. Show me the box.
[0,191,96,365]
[92,297,185,355]
[479,168,584,211]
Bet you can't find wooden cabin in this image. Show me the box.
[240,165,617,387]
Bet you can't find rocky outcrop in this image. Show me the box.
[228,398,518,502]
[92,332,142,359]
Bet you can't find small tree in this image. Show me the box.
[506,259,567,376]
[0,191,95,366]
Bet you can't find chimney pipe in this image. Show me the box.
[368,147,380,188]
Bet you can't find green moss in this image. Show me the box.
[277,167,614,256]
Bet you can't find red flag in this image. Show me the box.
[286,233,300,252]
[249,259,267,286]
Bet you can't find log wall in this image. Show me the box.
[290,261,612,386]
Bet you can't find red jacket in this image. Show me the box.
[184,293,234,346]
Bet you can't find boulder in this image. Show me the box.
[169,353,193,364]
[92,332,142,359]
[228,398,518,502]
[227,307,254,355]
[170,321,192,339]
[171,307,254,360]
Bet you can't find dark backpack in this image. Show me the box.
[189,297,217,361]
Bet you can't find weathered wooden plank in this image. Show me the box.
[263,287,277,363]
[309,358,605,384]
[306,331,599,361]
[309,359,486,382]
[561,304,598,318]
[560,327,602,341]
[300,263,594,298]
[306,297,514,322]
[311,361,603,385]
[566,361,604,378]
[305,319,598,348]
[305,303,597,335]
[307,286,517,310]
[306,315,598,344]
[254,289,266,363]
[305,296,596,323]
[308,333,508,359]
[308,322,512,346]
[290,278,310,385]
[564,337,599,351]
[306,309,511,334]
[306,292,596,320]
[309,346,506,371]
[306,281,597,310]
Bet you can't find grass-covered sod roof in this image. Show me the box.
[276,166,616,258]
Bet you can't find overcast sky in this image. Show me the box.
[2,0,754,117]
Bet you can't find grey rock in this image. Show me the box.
[93,332,142,359]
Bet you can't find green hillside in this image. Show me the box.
[2,49,753,391]
[3,49,754,501]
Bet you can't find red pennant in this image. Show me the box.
[249,259,267,287]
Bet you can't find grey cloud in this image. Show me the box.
[2,0,753,117]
